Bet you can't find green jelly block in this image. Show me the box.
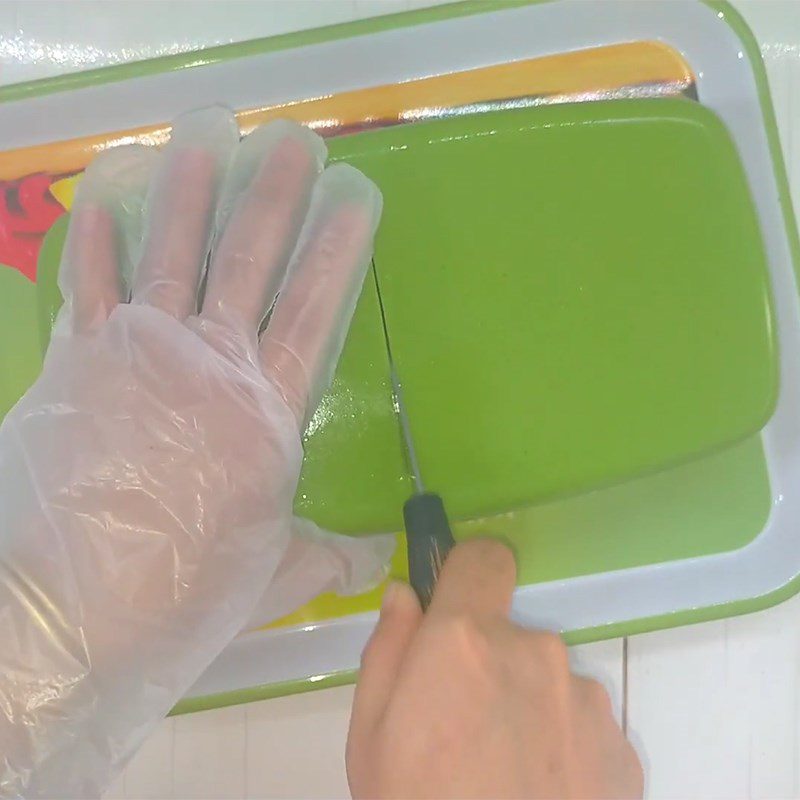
[333,98,776,520]
[33,98,776,537]
[294,284,408,533]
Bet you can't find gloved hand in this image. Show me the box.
[0,106,392,798]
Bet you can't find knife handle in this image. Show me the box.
[403,492,456,609]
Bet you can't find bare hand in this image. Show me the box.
[347,540,644,799]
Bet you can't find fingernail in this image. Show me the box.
[380,581,403,618]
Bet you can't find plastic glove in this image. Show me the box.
[0,106,392,798]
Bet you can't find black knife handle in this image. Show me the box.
[403,492,456,609]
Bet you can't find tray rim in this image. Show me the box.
[1,0,798,714]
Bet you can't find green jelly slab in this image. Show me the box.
[293,285,408,533]
[33,97,776,537]
[332,98,776,520]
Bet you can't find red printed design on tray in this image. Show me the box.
[0,173,70,282]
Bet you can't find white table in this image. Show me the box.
[4,1,800,797]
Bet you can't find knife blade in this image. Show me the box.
[371,258,455,608]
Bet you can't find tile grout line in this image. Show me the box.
[170,716,176,800]
[789,59,799,800]
[244,705,250,799]
[622,636,629,736]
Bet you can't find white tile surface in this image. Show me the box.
[570,639,626,725]
[173,706,248,799]
[3,1,800,798]
[628,592,800,800]
[2,1,364,84]
[124,717,175,799]
[112,640,623,799]
[244,686,354,799]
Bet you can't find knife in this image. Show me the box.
[371,259,456,609]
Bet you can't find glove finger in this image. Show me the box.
[131,106,238,319]
[259,164,382,426]
[202,120,325,331]
[58,144,156,334]
[242,517,395,630]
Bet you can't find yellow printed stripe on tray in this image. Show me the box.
[0,41,694,181]
[260,534,409,632]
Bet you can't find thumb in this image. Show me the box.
[349,581,422,735]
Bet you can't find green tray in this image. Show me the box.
[1,0,799,714]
